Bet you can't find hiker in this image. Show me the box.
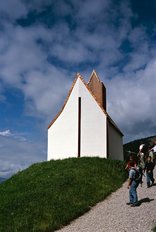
[137,150,145,166]
[148,147,154,163]
[127,162,139,207]
[138,144,146,163]
[137,149,145,186]
[144,156,155,188]
[125,154,136,172]
[152,140,156,163]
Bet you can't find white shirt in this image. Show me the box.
[153,145,156,153]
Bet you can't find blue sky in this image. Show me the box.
[0,0,156,178]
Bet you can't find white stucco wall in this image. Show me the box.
[107,121,123,161]
[79,80,107,157]
[48,80,79,160]
[48,77,107,160]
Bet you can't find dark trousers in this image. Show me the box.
[146,171,154,187]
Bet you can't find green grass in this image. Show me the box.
[0,157,127,232]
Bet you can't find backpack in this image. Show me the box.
[134,168,142,183]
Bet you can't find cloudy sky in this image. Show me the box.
[0,0,156,178]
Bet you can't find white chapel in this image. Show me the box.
[47,70,123,161]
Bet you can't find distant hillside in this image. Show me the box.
[123,134,156,160]
[0,177,6,183]
[0,157,126,232]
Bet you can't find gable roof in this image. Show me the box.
[48,74,79,129]
[88,70,101,83]
[48,71,123,136]
[87,70,106,111]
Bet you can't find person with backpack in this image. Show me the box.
[137,149,145,187]
[125,154,137,171]
[144,156,155,188]
[127,162,140,207]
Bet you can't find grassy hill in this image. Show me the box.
[0,157,127,232]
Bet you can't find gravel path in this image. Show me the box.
[57,168,156,232]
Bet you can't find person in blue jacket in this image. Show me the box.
[127,162,139,207]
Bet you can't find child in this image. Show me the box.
[144,156,155,188]
[125,154,136,171]
[127,162,139,207]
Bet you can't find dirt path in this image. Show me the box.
[57,168,156,232]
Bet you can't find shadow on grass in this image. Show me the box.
[138,197,154,206]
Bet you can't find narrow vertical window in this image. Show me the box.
[78,97,81,157]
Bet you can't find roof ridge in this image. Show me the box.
[48,72,123,135]
[88,70,101,83]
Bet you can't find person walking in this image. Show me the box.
[125,154,136,171]
[137,149,145,186]
[144,156,155,188]
[148,147,155,163]
[127,163,139,207]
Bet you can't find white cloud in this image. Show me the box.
[0,130,12,137]
[76,0,110,20]
[106,58,156,142]
[0,21,74,120]
[21,67,71,117]
[0,0,156,176]
[0,24,52,85]
[0,130,28,142]
[0,0,28,21]
[0,161,23,178]
[0,133,46,178]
